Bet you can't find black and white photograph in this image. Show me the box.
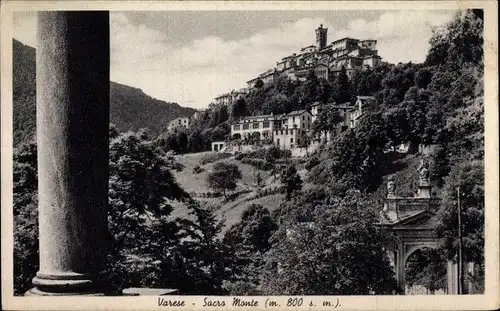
[1,1,498,310]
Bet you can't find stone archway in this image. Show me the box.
[392,233,443,291]
[232,133,241,140]
[378,166,461,295]
[403,246,448,294]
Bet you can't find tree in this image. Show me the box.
[280,165,303,200]
[13,141,39,295]
[261,189,399,295]
[223,204,277,295]
[435,160,484,265]
[297,130,311,156]
[225,204,277,254]
[331,66,354,104]
[312,104,343,141]
[254,79,264,89]
[250,132,261,145]
[105,128,191,290]
[206,162,242,196]
[299,70,320,105]
[255,172,263,187]
[232,98,248,119]
[309,112,389,193]
[187,129,205,152]
[426,10,483,67]
[262,94,289,115]
[173,201,237,294]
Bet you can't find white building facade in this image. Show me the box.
[211,141,226,152]
[168,117,189,131]
[231,114,277,140]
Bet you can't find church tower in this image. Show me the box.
[316,24,328,50]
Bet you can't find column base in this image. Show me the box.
[24,272,118,296]
[25,287,106,296]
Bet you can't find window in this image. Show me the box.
[243,123,249,130]
[297,139,300,145]
[302,116,304,120]
[293,116,295,122]
[281,130,284,135]
[308,124,310,129]
[184,120,187,123]
[263,121,270,128]
[277,138,280,145]
[233,124,240,131]
[253,122,260,129]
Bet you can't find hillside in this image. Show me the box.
[12,39,195,146]
[173,152,285,231]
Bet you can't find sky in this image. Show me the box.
[13,10,456,109]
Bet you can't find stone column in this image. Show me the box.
[26,11,110,296]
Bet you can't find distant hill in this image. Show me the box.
[12,39,196,146]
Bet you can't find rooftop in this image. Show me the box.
[286,109,310,116]
[331,102,355,109]
[332,37,360,44]
[301,45,316,50]
[357,96,375,100]
[233,114,276,123]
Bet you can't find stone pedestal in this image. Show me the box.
[417,181,431,199]
[27,11,110,296]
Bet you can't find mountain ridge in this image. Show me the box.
[13,39,196,146]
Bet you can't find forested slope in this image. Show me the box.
[12,39,195,146]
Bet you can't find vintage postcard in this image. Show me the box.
[1,1,498,310]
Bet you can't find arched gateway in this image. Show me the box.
[377,160,464,294]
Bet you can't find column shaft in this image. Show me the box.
[29,11,110,295]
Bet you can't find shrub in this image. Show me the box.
[305,156,320,170]
[241,158,271,170]
[235,153,246,160]
[193,165,204,174]
[200,152,232,165]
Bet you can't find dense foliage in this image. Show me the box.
[13,128,237,295]
[223,204,277,295]
[280,165,303,200]
[308,10,484,196]
[261,189,399,295]
[435,160,484,264]
[13,141,38,295]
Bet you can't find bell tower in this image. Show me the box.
[316,24,328,50]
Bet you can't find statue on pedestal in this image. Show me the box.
[387,174,396,197]
[417,159,430,186]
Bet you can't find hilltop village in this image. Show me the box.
[167,25,386,154]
